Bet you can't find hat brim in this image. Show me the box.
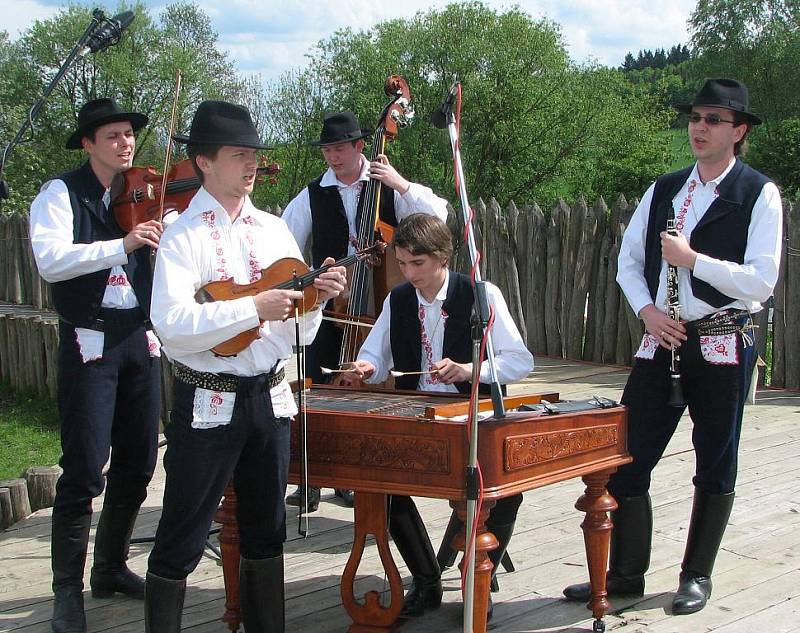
[308,128,373,146]
[675,102,762,126]
[65,112,148,150]
[172,133,272,150]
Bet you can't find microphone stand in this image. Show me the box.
[0,9,105,200]
[434,82,505,633]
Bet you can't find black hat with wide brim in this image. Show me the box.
[65,98,148,149]
[309,111,372,146]
[173,100,271,149]
[676,78,762,126]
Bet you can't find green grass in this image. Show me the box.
[0,384,61,480]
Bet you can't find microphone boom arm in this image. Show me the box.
[1,9,107,200]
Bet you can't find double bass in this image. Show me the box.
[335,75,415,368]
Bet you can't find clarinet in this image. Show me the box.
[665,212,686,408]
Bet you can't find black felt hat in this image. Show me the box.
[65,98,148,149]
[676,78,762,126]
[309,112,372,146]
[173,100,270,149]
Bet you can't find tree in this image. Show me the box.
[0,2,255,214]
[277,1,672,206]
[689,0,800,191]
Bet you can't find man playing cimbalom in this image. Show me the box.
[29,98,163,633]
[145,100,346,633]
[562,78,783,615]
[281,111,448,510]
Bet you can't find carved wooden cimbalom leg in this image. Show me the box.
[451,499,496,633]
[341,491,404,633]
[576,469,618,633]
[214,482,242,632]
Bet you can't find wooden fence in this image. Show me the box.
[1,195,798,402]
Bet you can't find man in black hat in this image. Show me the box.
[562,78,783,615]
[145,100,347,633]
[282,111,448,511]
[29,98,163,633]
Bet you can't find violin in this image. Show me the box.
[110,157,280,233]
[195,243,384,357]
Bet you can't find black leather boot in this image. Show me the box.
[51,513,91,633]
[90,504,145,599]
[672,489,735,615]
[285,486,320,513]
[563,494,652,602]
[240,555,285,633]
[436,511,462,571]
[487,519,515,593]
[389,500,442,618]
[144,572,185,633]
[334,489,355,507]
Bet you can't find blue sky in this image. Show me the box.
[3,0,698,83]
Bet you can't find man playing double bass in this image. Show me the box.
[282,111,449,510]
[29,98,164,633]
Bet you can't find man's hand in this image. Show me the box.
[433,358,472,384]
[123,220,163,253]
[368,154,410,194]
[660,230,698,269]
[336,359,375,387]
[253,289,304,321]
[313,257,347,304]
[640,303,687,350]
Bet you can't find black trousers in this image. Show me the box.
[306,318,344,383]
[610,328,756,498]
[54,314,161,519]
[148,375,290,580]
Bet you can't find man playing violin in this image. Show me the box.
[282,110,449,510]
[145,100,346,633]
[339,214,533,622]
[29,98,164,633]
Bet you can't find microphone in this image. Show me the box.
[430,80,459,129]
[81,11,135,56]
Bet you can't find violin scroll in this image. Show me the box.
[382,75,414,139]
[256,156,281,185]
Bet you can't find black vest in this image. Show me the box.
[48,161,152,327]
[307,173,397,268]
[643,159,770,308]
[389,272,490,395]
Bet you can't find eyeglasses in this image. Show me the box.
[688,112,737,126]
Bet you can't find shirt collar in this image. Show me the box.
[689,157,736,188]
[319,154,370,188]
[416,269,450,307]
[185,187,257,223]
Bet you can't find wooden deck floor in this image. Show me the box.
[2,357,799,633]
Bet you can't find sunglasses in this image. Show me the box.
[688,112,737,126]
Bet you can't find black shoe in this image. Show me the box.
[400,578,443,618]
[334,489,355,506]
[90,504,145,599]
[240,555,285,633]
[673,489,734,614]
[51,514,91,633]
[562,573,645,602]
[90,565,145,599]
[144,573,185,633]
[286,486,320,513]
[672,571,712,614]
[52,586,86,633]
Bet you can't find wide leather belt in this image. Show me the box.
[173,362,285,392]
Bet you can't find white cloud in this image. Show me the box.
[0,0,698,80]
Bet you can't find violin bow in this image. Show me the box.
[158,69,183,223]
[292,270,311,537]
